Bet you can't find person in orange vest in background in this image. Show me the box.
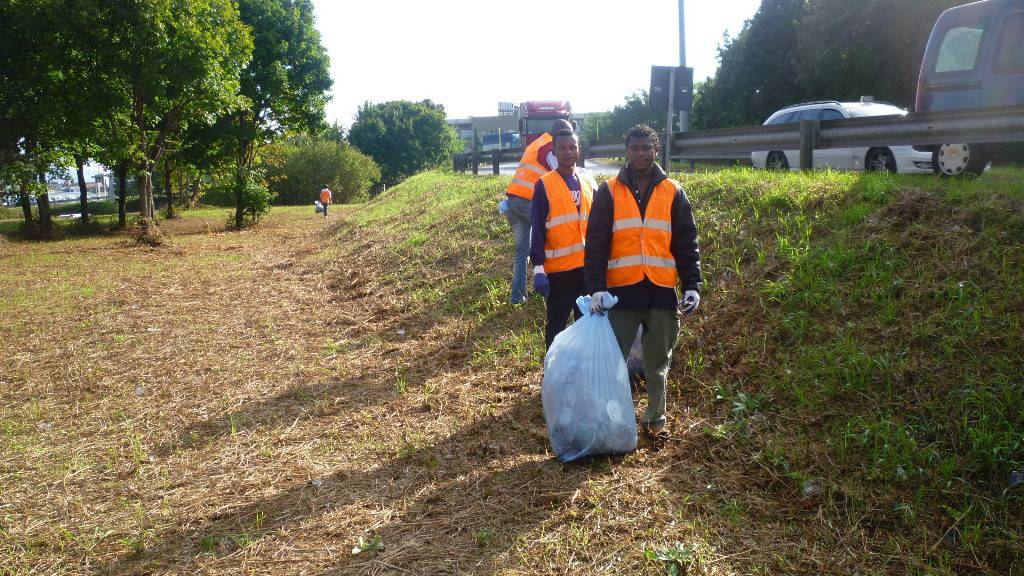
[530,129,597,349]
[319,184,332,217]
[504,118,574,304]
[584,124,703,441]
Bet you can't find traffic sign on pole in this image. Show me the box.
[650,66,694,113]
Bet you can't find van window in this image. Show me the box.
[995,13,1024,72]
[934,24,986,73]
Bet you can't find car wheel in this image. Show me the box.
[865,148,897,173]
[932,143,988,177]
[766,151,789,170]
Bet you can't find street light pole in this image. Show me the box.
[679,0,686,70]
[678,0,688,133]
[664,68,675,168]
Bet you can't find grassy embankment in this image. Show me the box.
[0,168,1021,574]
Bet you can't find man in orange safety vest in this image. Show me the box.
[584,124,703,441]
[529,129,597,349]
[504,118,574,304]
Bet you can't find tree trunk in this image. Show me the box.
[234,169,244,228]
[176,170,184,212]
[36,173,52,234]
[139,164,154,220]
[75,156,90,224]
[163,160,174,218]
[234,137,254,229]
[18,182,33,224]
[117,160,127,228]
[135,166,162,245]
[186,175,204,208]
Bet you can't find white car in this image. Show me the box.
[751,99,935,173]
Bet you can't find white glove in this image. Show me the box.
[590,291,613,315]
[679,290,700,314]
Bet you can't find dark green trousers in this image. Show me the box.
[608,308,679,427]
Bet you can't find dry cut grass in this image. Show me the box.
[0,169,1021,575]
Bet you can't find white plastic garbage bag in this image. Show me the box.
[314,200,324,214]
[542,295,637,462]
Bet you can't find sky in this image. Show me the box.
[311,0,762,127]
[70,1,761,183]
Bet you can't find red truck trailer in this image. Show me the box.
[518,101,573,146]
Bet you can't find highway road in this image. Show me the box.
[494,157,620,177]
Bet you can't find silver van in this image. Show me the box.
[915,0,1024,175]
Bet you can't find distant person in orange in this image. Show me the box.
[319,184,332,217]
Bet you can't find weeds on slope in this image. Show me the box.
[1,169,1021,575]
[670,167,1023,574]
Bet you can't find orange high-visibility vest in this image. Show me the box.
[319,188,332,204]
[506,132,553,200]
[606,176,679,288]
[540,169,595,273]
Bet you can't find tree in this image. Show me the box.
[692,0,963,129]
[101,0,253,228]
[94,112,138,230]
[199,0,333,228]
[692,0,809,129]
[583,91,662,143]
[0,0,74,235]
[793,0,962,108]
[265,137,380,205]
[348,100,460,185]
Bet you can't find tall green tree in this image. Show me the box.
[693,0,808,129]
[692,0,963,129]
[583,91,662,143]
[0,0,78,234]
[348,100,460,185]
[793,0,962,108]
[200,0,333,228]
[93,107,137,230]
[102,0,252,225]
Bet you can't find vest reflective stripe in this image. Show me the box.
[612,216,670,233]
[608,254,677,269]
[506,133,553,200]
[546,212,580,229]
[545,243,584,259]
[511,177,535,190]
[612,217,643,232]
[541,168,594,273]
[606,176,679,289]
[645,219,672,233]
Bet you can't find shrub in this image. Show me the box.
[266,138,380,205]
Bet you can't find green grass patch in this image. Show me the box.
[678,166,1023,571]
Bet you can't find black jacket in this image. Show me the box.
[584,164,702,309]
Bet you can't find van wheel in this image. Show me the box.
[766,151,789,170]
[933,143,988,177]
[865,148,897,173]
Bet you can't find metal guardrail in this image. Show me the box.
[455,105,1024,173]
[672,104,1024,168]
